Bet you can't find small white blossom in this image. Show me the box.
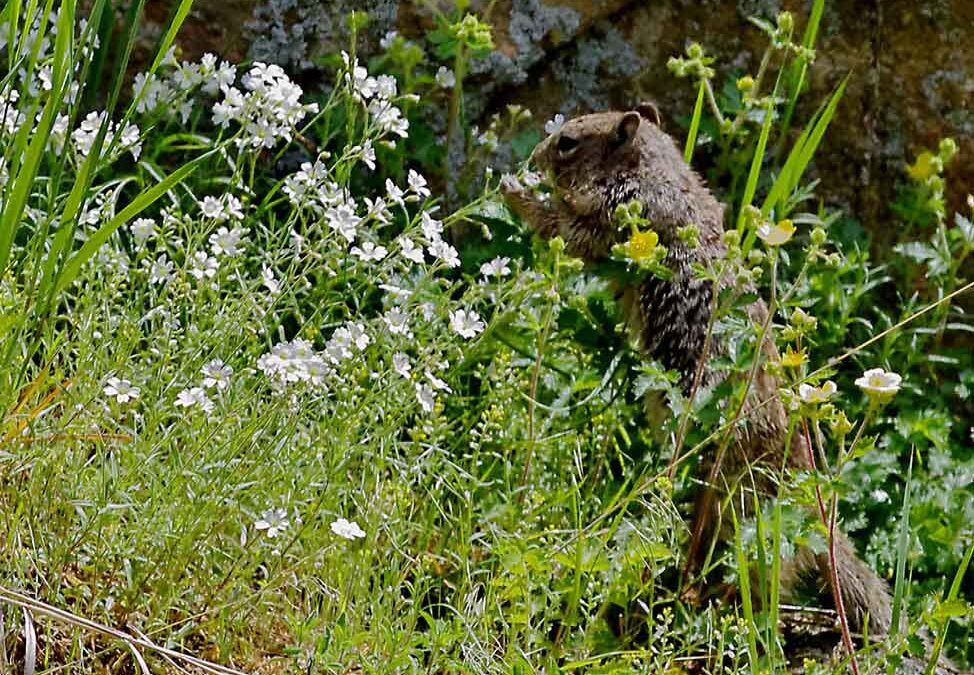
[398,237,425,264]
[380,31,398,49]
[480,256,512,278]
[407,169,430,199]
[209,226,246,256]
[392,352,412,378]
[383,307,412,337]
[144,254,173,284]
[426,371,451,392]
[189,251,219,279]
[261,266,280,295]
[450,309,485,339]
[797,380,837,405]
[435,66,456,88]
[201,359,233,390]
[347,322,371,350]
[415,382,435,413]
[200,195,227,221]
[326,203,360,243]
[255,508,290,538]
[330,517,366,540]
[130,217,156,244]
[855,368,902,401]
[429,239,460,268]
[420,211,443,241]
[544,113,565,135]
[386,179,405,206]
[351,241,388,262]
[104,377,139,404]
[174,386,214,413]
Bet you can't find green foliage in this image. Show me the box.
[0,3,971,674]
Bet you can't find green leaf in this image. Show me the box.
[761,75,847,220]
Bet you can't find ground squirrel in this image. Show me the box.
[500,106,893,637]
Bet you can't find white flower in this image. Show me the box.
[189,251,219,279]
[351,241,388,262]
[855,368,902,401]
[330,517,366,540]
[201,359,233,390]
[435,66,456,88]
[426,371,451,392]
[544,113,565,135]
[392,352,412,378]
[429,239,460,268]
[347,322,370,350]
[386,179,405,206]
[368,99,408,137]
[480,256,512,278]
[326,203,360,243]
[415,382,435,413]
[225,194,245,220]
[255,508,290,538]
[420,211,443,241]
[209,226,246,256]
[797,380,837,405]
[407,169,430,199]
[104,377,139,404]
[364,196,390,224]
[383,307,411,337]
[130,217,156,244]
[757,219,796,247]
[357,139,376,170]
[71,111,105,156]
[261,266,280,295]
[450,309,485,339]
[257,338,331,389]
[118,122,141,160]
[174,386,214,413]
[380,31,398,49]
[145,254,173,284]
[398,237,425,264]
[200,195,227,221]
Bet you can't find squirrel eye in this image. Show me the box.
[556,135,579,154]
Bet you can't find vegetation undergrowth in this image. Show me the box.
[0,1,971,673]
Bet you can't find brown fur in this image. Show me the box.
[501,107,893,635]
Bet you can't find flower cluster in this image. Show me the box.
[174,359,234,413]
[213,62,319,149]
[256,338,331,390]
[71,111,141,161]
[342,51,411,142]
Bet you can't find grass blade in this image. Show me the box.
[736,99,774,231]
[684,79,706,163]
[889,449,914,638]
[924,539,974,675]
[0,0,70,275]
[761,75,847,220]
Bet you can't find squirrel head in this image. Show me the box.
[530,106,661,213]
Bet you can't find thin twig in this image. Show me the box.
[0,586,250,675]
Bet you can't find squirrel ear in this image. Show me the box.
[616,111,641,144]
[635,101,661,126]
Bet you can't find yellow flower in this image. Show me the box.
[756,219,796,246]
[907,151,936,182]
[780,347,806,368]
[627,228,660,260]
